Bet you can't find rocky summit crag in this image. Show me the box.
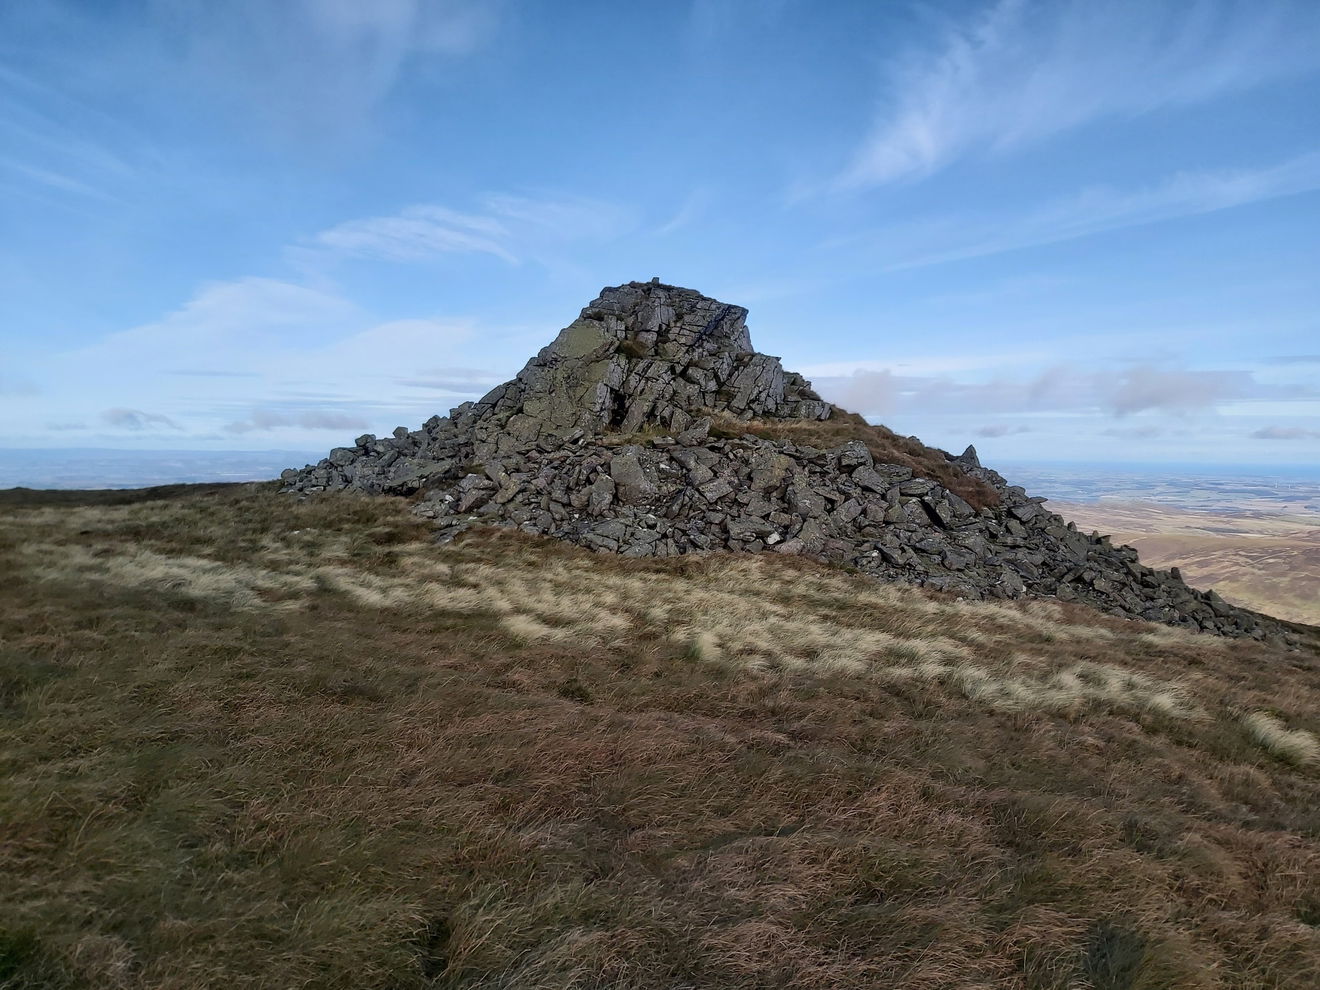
[283,279,1286,642]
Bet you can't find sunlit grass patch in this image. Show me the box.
[25,544,316,610]
[1241,710,1320,766]
[880,658,1201,719]
[501,613,571,642]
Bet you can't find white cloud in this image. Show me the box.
[0,157,114,200]
[395,366,501,394]
[28,277,481,444]
[76,277,366,367]
[224,408,369,434]
[1101,426,1165,440]
[1107,366,1247,416]
[976,424,1031,438]
[819,368,899,417]
[799,349,1048,378]
[836,0,1320,188]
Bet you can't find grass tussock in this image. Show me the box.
[713,408,1001,509]
[1241,711,1320,766]
[1,484,1318,989]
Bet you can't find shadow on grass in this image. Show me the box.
[0,481,272,509]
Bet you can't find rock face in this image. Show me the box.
[282,279,1286,643]
[469,280,829,460]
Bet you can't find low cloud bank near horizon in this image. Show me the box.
[1251,426,1320,440]
[224,409,370,435]
[810,362,1284,420]
[101,408,180,431]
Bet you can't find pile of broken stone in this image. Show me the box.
[282,279,1285,643]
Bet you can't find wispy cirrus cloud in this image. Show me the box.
[836,0,1320,189]
[304,194,634,267]
[656,189,710,236]
[313,205,517,263]
[841,151,1320,270]
[0,62,152,204]
[137,0,503,141]
[0,1,505,204]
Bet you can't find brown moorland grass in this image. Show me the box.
[1,484,1318,989]
[711,409,1001,509]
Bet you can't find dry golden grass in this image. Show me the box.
[714,408,1001,509]
[1241,712,1320,767]
[2,484,1318,989]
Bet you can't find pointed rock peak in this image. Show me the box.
[576,280,754,358]
[956,444,981,468]
[464,281,831,452]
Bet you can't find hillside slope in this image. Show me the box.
[1055,500,1320,627]
[2,485,1318,989]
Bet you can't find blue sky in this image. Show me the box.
[2,0,1318,468]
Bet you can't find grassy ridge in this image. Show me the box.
[1,485,1318,988]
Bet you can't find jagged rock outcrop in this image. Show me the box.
[282,279,1288,643]
[470,279,829,460]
